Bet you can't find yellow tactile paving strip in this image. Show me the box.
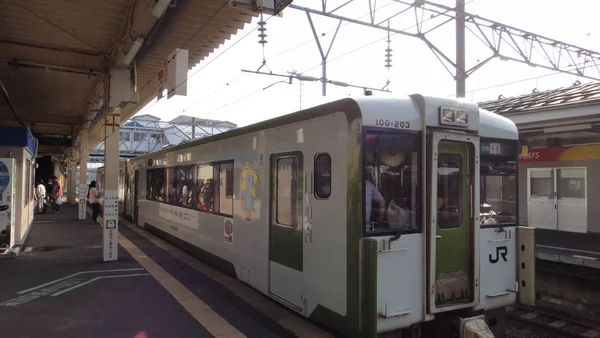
[121,221,334,338]
[94,212,246,338]
[90,208,333,338]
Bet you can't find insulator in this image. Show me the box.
[257,15,267,45]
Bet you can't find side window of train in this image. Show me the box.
[177,166,194,207]
[146,168,166,202]
[166,167,177,204]
[195,161,234,217]
[196,164,214,212]
[275,156,299,227]
[146,170,153,200]
[314,153,331,199]
[437,153,462,229]
[215,162,234,217]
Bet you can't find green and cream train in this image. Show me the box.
[121,95,519,337]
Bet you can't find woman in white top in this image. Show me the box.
[36,179,46,214]
[88,180,100,224]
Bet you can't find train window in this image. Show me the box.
[148,168,166,202]
[437,153,462,229]
[364,131,420,236]
[166,167,178,204]
[196,164,214,212]
[146,170,154,200]
[215,162,234,216]
[276,157,298,226]
[176,166,194,207]
[314,153,331,199]
[480,138,517,227]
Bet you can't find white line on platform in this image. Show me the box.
[572,255,598,261]
[536,244,600,256]
[17,268,146,294]
[51,273,150,296]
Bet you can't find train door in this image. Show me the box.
[133,170,139,224]
[428,132,479,312]
[268,152,304,312]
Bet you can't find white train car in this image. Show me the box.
[125,96,519,337]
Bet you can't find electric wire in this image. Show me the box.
[458,62,600,97]
[148,0,476,120]
[168,2,400,116]
[136,13,274,116]
[299,0,478,74]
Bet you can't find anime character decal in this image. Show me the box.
[240,161,259,221]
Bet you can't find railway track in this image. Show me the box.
[507,304,600,337]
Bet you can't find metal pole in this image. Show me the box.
[306,12,342,97]
[191,117,196,139]
[322,62,327,96]
[456,0,466,98]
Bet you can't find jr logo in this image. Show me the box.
[489,246,508,263]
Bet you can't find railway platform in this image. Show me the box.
[535,229,600,270]
[0,206,331,338]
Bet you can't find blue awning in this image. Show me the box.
[0,126,37,155]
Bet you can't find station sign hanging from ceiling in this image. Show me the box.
[33,132,72,147]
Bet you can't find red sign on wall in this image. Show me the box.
[519,145,600,162]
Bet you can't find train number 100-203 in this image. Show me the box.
[375,119,411,129]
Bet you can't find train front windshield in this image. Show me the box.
[363,131,421,236]
[480,139,518,226]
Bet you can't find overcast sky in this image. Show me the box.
[135,0,600,127]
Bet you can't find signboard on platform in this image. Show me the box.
[78,184,87,220]
[33,132,72,147]
[103,190,118,261]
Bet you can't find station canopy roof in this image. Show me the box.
[0,0,258,157]
[479,82,600,147]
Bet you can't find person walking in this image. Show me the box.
[88,181,101,224]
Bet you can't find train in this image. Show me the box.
[99,95,520,337]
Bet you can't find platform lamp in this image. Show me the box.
[152,0,172,18]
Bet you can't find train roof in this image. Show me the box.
[131,96,518,161]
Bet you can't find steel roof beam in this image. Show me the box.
[289,0,600,91]
[0,40,107,73]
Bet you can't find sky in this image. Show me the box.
[134,0,600,128]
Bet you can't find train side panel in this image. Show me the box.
[131,111,353,321]
[264,112,350,316]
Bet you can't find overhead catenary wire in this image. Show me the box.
[137,13,275,117]
[170,2,401,116]
[455,61,600,98]
[152,3,447,119]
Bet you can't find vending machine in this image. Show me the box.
[0,158,16,250]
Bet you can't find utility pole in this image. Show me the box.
[456,0,466,98]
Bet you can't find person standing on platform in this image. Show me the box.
[88,181,101,224]
[35,179,46,214]
[50,176,62,214]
